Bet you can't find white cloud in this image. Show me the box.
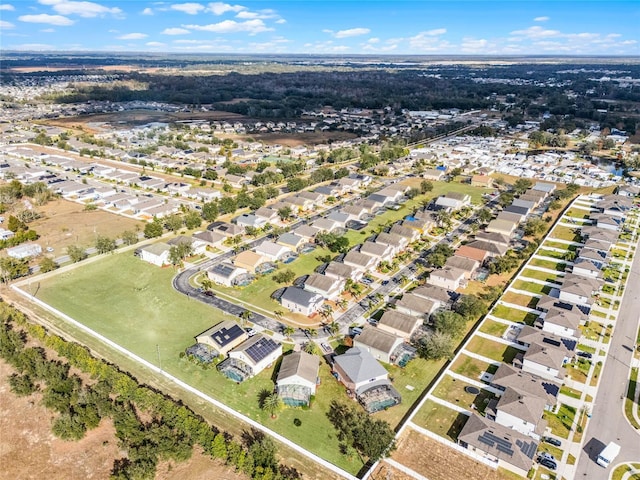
[236,9,278,20]
[183,19,272,35]
[275,18,285,24]
[367,37,379,44]
[11,43,55,50]
[423,28,447,36]
[460,37,490,53]
[19,14,74,26]
[170,3,205,14]
[38,0,123,18]
[146,41,166,47]
[162,27,191,35]
[207,2,246,15]
[117,32,148,40]
[331,27,370,38]
[408,28,450,51]
[534,16,550,22]
[0,20,15,28]
[40,28,55,32]
[0,4,15,11]
[510,26,561,39]
[141,7,153,15]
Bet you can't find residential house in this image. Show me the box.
[196,320,248,356]
[377,310,421,339]
[342,204,369,221]
[297,190,326,205]
[423,168,445,181]
[233,250,266,273]
[444,255,480,279]
[597,194,633,218]
[428,266,466,290]
[497,211,525,224]
[471,175,493,188]
[304,273,345,301]
[277,233,306,252]
[394,293,439,319]
[617,185,640,198]
[167,235,207,255]
[578,248,608,269]
[455,244,490,264]
[326,211,350,229]
[485,219,518,238]
[465,240,509,258]
[288,196,315,212]
[435,192,471,210]
[254,241,292,262]
[138,242,171,266]
[234,213,267,230]
[491,363,560,410]
[311,217,339,233]
[332,347,401,413]
[343,250,378,271]
[225,334,282,377]
[209,222,245,237]
[411,284,454,305]
[207,262,247,287]
[324,261,363,282]
[192,230,226,249]
[375,232,409,253]
[539,306,585,339]
[474,231,511,248]
[390,223,421,242]
[293,225,320,242]
[558,274,601,307]
[571,257,602,279]
[224,174,248,188]
[532,182,556,195]
[503,205,530,221]
[581,226,618,244]
[582,238,613,254]
[360,241,395,264]
[280,287,324,316]
[590,213,623,231]
[276,351,320,407]
[353,327,405,364]
[486,387,547,440]
[254,207,279,224]
[0,228,15,241]
[511,198,537,212]
[458,414,538,478]
[518,194,541,207]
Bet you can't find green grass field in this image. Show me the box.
[511,280,552,296]
[543,404,576,439]
[501,291,539,309]
[412,399,469,441]
[520,268,563,284]
[464,336,521,364]
[431,375,495,413]
[449,354,496,380]
[492,304,539,324]
[479,319,508,337]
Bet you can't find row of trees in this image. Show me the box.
[0,303,300,480]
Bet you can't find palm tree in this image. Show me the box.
[239,310,252,326]
[200,278,213,291]
[336,298,349,311]
[283,325,295,339]
[261,393,283,419]
[321,304,334,321]
[302,341,321,356]
[328,321,340,336]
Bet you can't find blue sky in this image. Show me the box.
[1,1,639,55]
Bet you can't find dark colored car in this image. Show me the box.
[576,351,593,359]
[543,436,562,447]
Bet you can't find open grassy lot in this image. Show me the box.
[543,404,576,439]
[464,337,521,364]
[450,354,498,380]
[33,252,366,472]
[520,268,563,284]
[492,304,539,324]
[402,178,489,205]
[501,291,539,309]
[511,280,552,296]
[412,399,468,441]
[431,375,495,414]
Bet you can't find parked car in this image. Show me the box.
[576,351,593,359]
[539,458,557,470]
[351,327,363,336]
[543,436,562,447]
[245,328,257,337]
[321,343,332,353]
[538,452,556,462]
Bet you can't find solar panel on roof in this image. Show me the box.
[517,439,538,459]
[246,337,280,363]
[496,444,514,455]
[542,337,561,347]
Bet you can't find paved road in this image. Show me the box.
[575,236,640,478]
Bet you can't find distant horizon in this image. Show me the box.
[1,1,639,56]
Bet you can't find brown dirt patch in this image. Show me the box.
[390,429,514,480]
[0,359,120,480]
[28,197,145,254]
[0,359,248,480]
[370,463,414,480]
[239,131,358,147]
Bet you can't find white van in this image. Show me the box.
[596,442,620,468]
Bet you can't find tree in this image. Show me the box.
[406,187,421,199]
[272,269,296,284]
[218,196,237,215]
[328,321,340,336]
[169,242,193,265]
[39,256,58,273]
[144,219,163,239]
[498,191,514,208]
[121,230,139,246]
[477,208,493,224]
[302,341,321,356]
[239,310,253,324]
[7,215,26,233]
[0,257,29,283]
[184,210,202,229]
[433,311,466,338]
[283,326,295,339]
[260,393,283,419]
[202,201,219,222]
[320,304,334,321]
[277,206,293,222]
[67,245,87,263]
[420,180,434,194]
[165,214,184,233]
[416,331,455,360]
[523,217,547,237]
[336,298,349,311]
[513,178,532,195]
[286,178,306,192]
[454,294,488,321]
[95,235,117,254]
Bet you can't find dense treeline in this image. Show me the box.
[0,302,300,480]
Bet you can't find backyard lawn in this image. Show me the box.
[479,319,508,337]
[512,280,552,296]
[549,225,582,243]
[412,399,469,442]
[501,291,539,309]
[492,304,539,324]
[520,268,563,284]
[450,354,497,380]
[464,336,522,364]
[528,258,567,272]
[431,375,495,414]
[542,240,576,251]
